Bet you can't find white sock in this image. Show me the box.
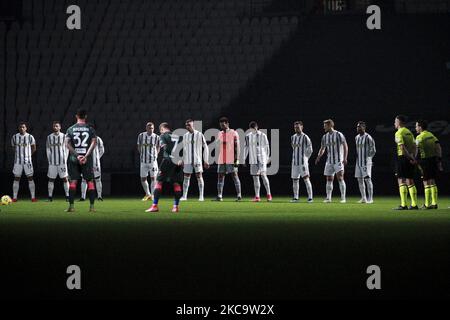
[217,176,225,197]
[232,175,242,197]
[63,180,70,197]
[95,178,103,198]
[304,178,313,200]
[365,177,374,202]
[357,178,366,201]
[292,179,299,199]
[150,179,156,196]
[198,176,204,199]
[338,180,346,200]
[326,180,333,200]
[141,179,150,196]
[81,179,87,199]
[48,181,54,197]
[182,176,191,198]
[13,180,20,199]
[28,180,36,199]
[261,174,271,195]
[253,176,261,198]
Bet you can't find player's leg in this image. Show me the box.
[357,177,366,203]
[325,175,334,202]
[12,177,20,201]
[260,164,272,201]
[216,166,225,200]
[406,178,418,209]
[232,169,242,201]
[25,163,36,201]
[146,161,166,211]
[423,180,432,208]
[85,179,96,211]
[196,172,205,201]
[335,162,346,203]
[68,179,78,211]
[62,177,70,200]
[67,156,81,211]
[323,163,334,202]
[80,178,87,200]
[81,156,96,211]
[364,176,374,203]
[172,182,182,212]
[181,173,191,201]
[291,165,300,201]
[303,175,313,202]
[292,178,299,201]
[429,178,438,208]
[397,177,408,209]
[12,164,23,201]
[95,175,103,200]
[140,163,151,201]
[47,165,57,201]
[355,165,366,202]
[252,173,261,202]
[59,165,70,200]
[150,161,158,198]
[48,178,55,201]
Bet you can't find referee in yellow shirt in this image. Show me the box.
[393,115,418,210]
[415,120,443,209]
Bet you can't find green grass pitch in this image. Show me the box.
[1,196,449,299]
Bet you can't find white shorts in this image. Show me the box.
[250,163,267,175]
[217,164,238,174]
[291,164,310,179]
[355,163,372,178]
[183,163,203,174]
[140,162,158,178]
[47,164,68,179]
[13,163,34,177]
[324,162,345,176]
[93,166,101,179]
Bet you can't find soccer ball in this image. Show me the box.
[1,195,13,206]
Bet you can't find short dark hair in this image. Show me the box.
[219,116,229,124]
[146,122,154,127]
[396,115,407,123]
[76,109,87,119]
[323,119,334,127]
[294,121,303,126]
[357,121,366,127]
[185,119,194,124]
[52,121,61,126]
[249,121,258,129]
[159,122,170,130]
[416,119,428,130]
[18,122,27,127]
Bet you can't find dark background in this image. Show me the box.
[0,0,449,197]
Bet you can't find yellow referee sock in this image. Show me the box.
[399,184,408,207]
[424,186,432,207]
[431,185,438,206]
[408,185,418,207]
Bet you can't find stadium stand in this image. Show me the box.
[2,0,298,172]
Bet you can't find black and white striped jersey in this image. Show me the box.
[93,136,105,168]
[291,133,313,166]
[321,130,347,164]
[137,132,160,164]
[46,132,67,166]
[355,133,376,167]
[11,133,36,165]
[182,130,209,165]
[244,130,270,165]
